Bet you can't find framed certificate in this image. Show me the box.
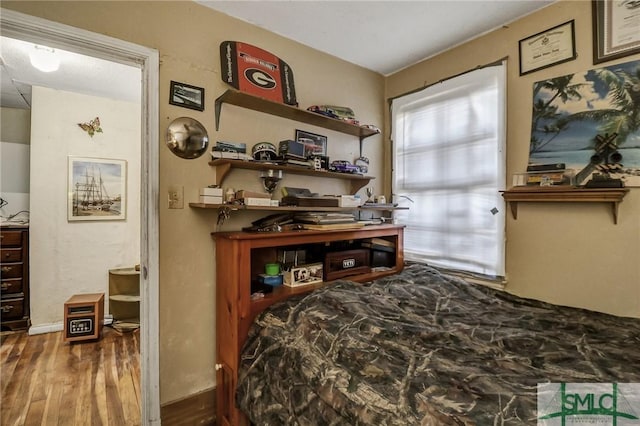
[519,20,576,75]
[593,0,640,64]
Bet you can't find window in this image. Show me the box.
[391,63,506,278]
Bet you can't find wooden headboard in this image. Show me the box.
[213,225,404,425]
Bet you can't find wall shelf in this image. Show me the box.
[214,89,380,155]
[189,202,407,212]
[208,159,375,194]
[108,266,140,330]
[501,187,630,224]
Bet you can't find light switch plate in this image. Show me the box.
[168,185,184,209]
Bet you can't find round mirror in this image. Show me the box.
[166,117,209,159]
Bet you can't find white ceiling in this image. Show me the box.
[0,1,555,110]
[0,36,140,109]
[197,0,555,76]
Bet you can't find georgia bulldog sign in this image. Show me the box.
[220,41,297,106]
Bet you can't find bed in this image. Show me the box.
[236,263,640,425]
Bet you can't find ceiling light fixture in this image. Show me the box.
[29,45,60,72]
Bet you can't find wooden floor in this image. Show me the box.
[1,327,140,426]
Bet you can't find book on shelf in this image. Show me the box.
[294,212,355,224]
[282,195,340,207]
[526,172,565,185]
[235,190,271,199]
[302,222,365,231]
[283,158,313,168]
[526,163,565,172]
[241,197,276,206]
[365,237,395,247]
[211,150,251,161]
[361,202,396,209]
[361,237,396,253]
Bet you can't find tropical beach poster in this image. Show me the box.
[529,59,640,186]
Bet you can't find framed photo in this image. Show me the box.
[519,20,576,75]
[295,129,327,157]
[169,80,205,111]
[68,157,127,221]
[592,0,640,64]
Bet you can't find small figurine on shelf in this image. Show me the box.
[366,187,374,203]
[575,133,625,188]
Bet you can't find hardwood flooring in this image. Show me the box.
[1,327,140,426]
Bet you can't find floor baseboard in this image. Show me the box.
[28,316,114,336]
[161,387,215,426]
[28,322,63,335]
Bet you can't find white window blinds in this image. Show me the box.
[391,63,506,278]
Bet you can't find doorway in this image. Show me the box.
[0,9,160,425]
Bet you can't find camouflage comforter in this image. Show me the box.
[237,263,640,425]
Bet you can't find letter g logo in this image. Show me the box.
[244,68,276,89]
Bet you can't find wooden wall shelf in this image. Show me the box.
[214,90,380,147]
[189,202,407,212]
[208,159,374,194]
[501,187,630,224]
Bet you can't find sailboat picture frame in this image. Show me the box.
[68,156,127,221]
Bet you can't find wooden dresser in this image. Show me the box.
[1,226,30,330]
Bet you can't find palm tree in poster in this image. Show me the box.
[567,67,640,145]
[530,75,584,154]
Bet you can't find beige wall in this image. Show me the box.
[1,1,384,404]
[385,0,640,318]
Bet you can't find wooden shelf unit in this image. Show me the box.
[207,158,374,194]
[501,187,630,224]
[108,267,140,328]
[213,224,404,426]
[214,89,380,155]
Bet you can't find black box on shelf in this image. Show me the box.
[324,249,371,281]
[371,250,395,268]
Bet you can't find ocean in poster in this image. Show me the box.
[529,58,640,186]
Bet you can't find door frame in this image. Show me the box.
[1,9,161,425]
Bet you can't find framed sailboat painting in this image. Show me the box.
[68,156,127,221]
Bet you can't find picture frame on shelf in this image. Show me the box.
[169,80,205,111]
[519,20,576,75]
[592,0,640,64]
[295,129,327,157]
[68,156,127,221]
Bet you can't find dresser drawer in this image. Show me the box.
[1,248,22,263]
[1,278,23,295]
[1,298,24,320]
[1,263,23,279]
[0,231,23,247]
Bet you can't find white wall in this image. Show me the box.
[29,86,141,327]
[0,107,31,216]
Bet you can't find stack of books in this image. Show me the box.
[294,212,363,230]
[523,163,569,186]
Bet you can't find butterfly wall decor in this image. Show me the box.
[78,117,103,137]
